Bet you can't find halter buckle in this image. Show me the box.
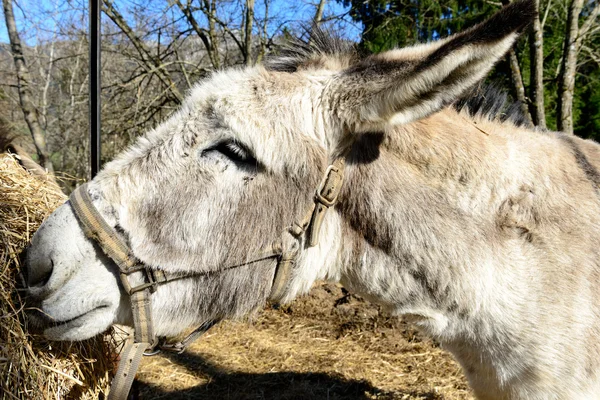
[120,264,163,295]
[158,340,186,354]
[315,164,343,207]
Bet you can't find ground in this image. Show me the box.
[136,282,474,400]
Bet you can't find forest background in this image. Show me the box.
[1,0,599,185]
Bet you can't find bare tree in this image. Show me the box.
[2,0,54,172]
[508,50,533,125]
[0,0,327,186]
[556,0,599,134]
[205,0,221,67]
[575,1,600,68]
[557,0,584,134]
[314,0,326,24]
[501,0,533,126]
[174,0,221,69]
[529,0,546,128]
[37,39,56,131]
[244,0,255,66]
[102,0,183,103]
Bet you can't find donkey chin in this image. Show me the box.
[25,201,125,341]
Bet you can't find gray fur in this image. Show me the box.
[25,1,600,398]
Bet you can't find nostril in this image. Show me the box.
[27,256,54,288]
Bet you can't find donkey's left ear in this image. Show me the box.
[325,0,536,134]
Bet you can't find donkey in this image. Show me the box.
[23,0,600,398]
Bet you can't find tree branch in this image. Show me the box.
[2,0,54,172]
[173,0,220,69]
[103,0,183,103]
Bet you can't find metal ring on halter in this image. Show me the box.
[143,346,161,356]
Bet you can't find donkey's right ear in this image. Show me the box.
[323,0,535,146]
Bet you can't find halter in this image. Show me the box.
[68,157,346,399]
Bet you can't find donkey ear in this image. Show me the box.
[326,0,536,133]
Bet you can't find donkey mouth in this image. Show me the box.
[29,305,114,341]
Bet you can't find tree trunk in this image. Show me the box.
[314,0,326,24]
[500,0,533,126]
[557,0,584,134]
[507,50,533,126]
[40,40,56,130]
[207,0,221,68]
[244,0,255,66]
[529,0,546,128]
[256,0,269,64]
[2,0,54,172]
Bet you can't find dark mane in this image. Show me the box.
[453,84,533,128]
[266,30,531,128]
[264,27,360,73]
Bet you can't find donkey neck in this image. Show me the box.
[334,109,536,339]
[330,109,600,395]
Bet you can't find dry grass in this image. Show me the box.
[137,283,474,400]
[0,154,115,399]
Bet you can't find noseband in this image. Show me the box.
[68,157,346,399]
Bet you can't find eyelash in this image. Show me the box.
[208,140,256,164]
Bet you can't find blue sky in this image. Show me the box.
[0,0,361,45]
[0,0,89,44]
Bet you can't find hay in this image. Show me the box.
[0,154,115,399]
[137,283,474,399]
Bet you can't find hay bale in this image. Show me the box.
[0,154,115,399]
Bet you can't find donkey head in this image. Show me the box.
[24,0,534,341]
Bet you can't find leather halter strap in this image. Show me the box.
[68,157,345,399]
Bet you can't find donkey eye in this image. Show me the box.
[205,140,256,164]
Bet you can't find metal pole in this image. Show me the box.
[89,0,101,178]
